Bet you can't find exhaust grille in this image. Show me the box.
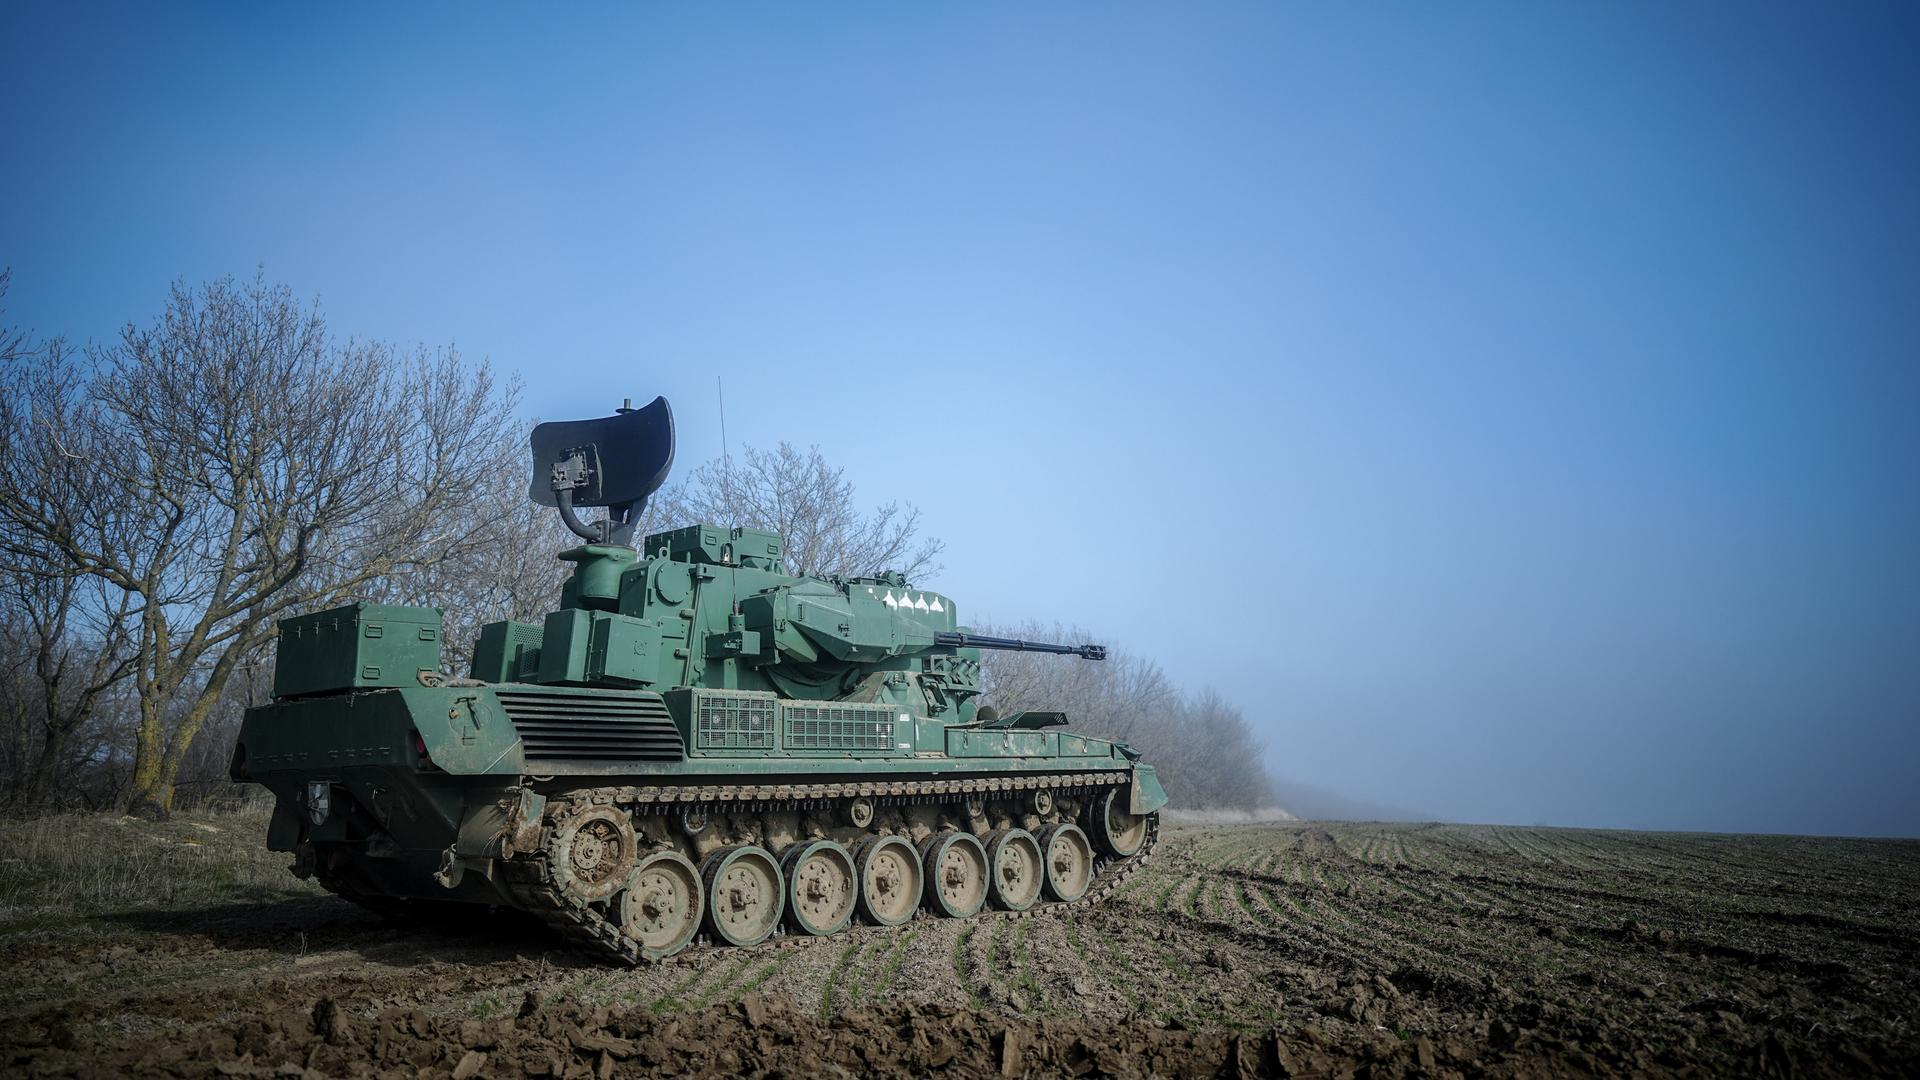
[784,702,898,750]
[496,691,684,763]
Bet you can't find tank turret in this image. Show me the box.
[479,401,1107,730]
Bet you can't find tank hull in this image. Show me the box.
[235,683,1166,962]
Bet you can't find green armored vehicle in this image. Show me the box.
[231,397,1164,962]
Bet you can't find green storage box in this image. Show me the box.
[273,602,444,698]
[471,620,545,682]
[537,609,661,687]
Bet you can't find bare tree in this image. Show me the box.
[366,463,578,672]
[977,620,1272,809]
[977,620,1179,744]
[1163,690,1271,810]
[0,269,139,812]
[0,273,520,816]
[0,572,139,812]
[0,269,22,364]
[662,444,944,581]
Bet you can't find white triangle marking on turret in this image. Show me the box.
[882,591,899,608]
[929,597,945,613]
[913,595,930,611]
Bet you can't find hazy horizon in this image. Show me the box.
[4,4,1915,837]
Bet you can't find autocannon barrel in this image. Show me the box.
[933,631,1107,661]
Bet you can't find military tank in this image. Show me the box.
[230,397,1165,963]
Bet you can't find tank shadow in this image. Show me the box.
[99,894,586,968]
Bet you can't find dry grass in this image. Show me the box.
[0,800,321,929]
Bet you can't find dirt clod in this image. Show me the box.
[998,1028,1023,1076]
[450,1049,486,1080]
[311,999,343,1045]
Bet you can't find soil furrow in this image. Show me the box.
[8,818,1918,1078]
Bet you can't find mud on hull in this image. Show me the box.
[295,769,1160,964]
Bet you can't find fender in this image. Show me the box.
[1130,763,1169,815]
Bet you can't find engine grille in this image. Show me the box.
[496,691,684,763]
[784,702,898,751]
[697,690,777,751]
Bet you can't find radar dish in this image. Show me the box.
[529,397,675,510]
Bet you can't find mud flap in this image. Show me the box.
[500,787,547,857]
[452,787,541,858]
[436,787,537,889]
[1130,764,1168,815]
[266,797,304,852]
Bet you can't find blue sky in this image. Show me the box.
[4,3,1917,835]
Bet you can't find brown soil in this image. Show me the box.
[3,820,1917,1077]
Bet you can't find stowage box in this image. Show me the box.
[273,602,444,698]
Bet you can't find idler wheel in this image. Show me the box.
[1037,823,1095,903]
[616,850,703,959]
[919,831,989,919]
[1094,788,1149,858]
[984,828,1044,912]
[549,805,639,903]
[700,845,785,948]
[850,834,923,927]
[780,840,857,937]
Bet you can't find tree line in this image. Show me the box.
[0,270,1272,817]
[974,622,1274,811]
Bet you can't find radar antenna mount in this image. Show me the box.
[529,396,676,547]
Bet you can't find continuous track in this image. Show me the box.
[498,771,1160,965]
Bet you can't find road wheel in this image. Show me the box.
[617,851,703,959]
[1038,823,1094,902]
[985,828,1044,911]
[549,805,638,903]
[1094,788,1149,858]
[851,835,923,927]
[920,831,989,918]
[781,840,857,937]
[700,845,784,947]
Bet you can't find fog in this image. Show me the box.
[4,4,1914,835]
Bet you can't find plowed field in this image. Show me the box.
[3,816,1916,1077]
